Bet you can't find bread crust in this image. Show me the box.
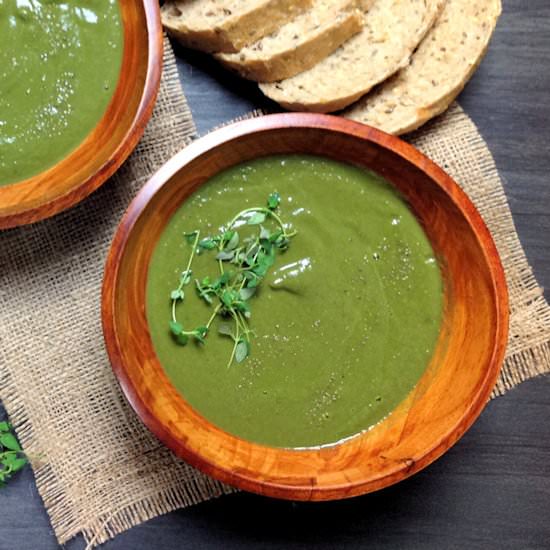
[259,0,444,112]
[162,0,313,53]
[344,0,502,134]
[215,1,365,82]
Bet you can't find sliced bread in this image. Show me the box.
[214,0,365,82]
[161,0,313,54]
[343,0,501,134]
[259,0,444,113]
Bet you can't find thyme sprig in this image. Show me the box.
[169,192,296,367]
[0,421,27,488]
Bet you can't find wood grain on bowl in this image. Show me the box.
[102,114,509,500]
[0,0,163,230]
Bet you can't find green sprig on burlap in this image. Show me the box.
[0,421,27,488]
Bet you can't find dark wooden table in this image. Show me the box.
[1,1,549,548]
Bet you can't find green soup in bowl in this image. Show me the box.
[146,155,444,448]
[0,0,123,186]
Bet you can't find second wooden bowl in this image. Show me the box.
[0,0,163,229]
[102,114,509,500]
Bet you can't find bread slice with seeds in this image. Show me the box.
[161,0,313,54]
[344,0,501,134]
[259,0,444,113]
[215,0,366,82]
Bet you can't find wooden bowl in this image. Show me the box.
[102,114,509,500]
[0,0,163,229]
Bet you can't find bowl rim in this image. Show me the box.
[0,0,163,229]
[102,113,510,500]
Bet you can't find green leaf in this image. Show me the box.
[239,287,256,301]
[247,212,266,225]
[184,231,198,244]
[171,289,184,301]
[212,272,231,289]
[221,289,237,308]
[218,322,234,337]
[245,245,260,266]
[195,279,206,296]
[259,238,273,254]
[225,231,240,251]
[252,263,267,278]
[175,333,189,345]
[216,250,235,261]
[235,339,249,363]
[0,422,9,433]
[180,270,192,285]
[235,301,251,318]
[198,237,217,250]
[267,192,281,210]
[263,249,276,267]
[253,250,275,277]
[243,271,260,287]
[2,453,27,472]
[233,252,247,265]
[275,236,290,250]
[222,230,235,242]
[194,280,213,304]
[7,457,27,473]
[0,433,21,452]
[169,321,183,336]
[259,226,271,240]
[1,454,16,467]
[193,326,208,343]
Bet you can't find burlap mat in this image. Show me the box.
[1,40,549,547]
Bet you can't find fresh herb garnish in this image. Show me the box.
[170,193,296,367]
[0,421,28,488]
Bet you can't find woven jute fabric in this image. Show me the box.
[1,42,549,546]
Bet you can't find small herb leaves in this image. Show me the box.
[247,212,266,225]
[169,194,296,367]
[171,289,184,301]
[0,421,28,488]
[235,339,249,363]
[267,192,281,210]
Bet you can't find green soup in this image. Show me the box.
[0,0,123,186]
[147,155,443,448]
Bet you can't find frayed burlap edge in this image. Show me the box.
[79,477,235,548]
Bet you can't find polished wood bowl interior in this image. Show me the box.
[0,0,163,229]
[102,114,509,501]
